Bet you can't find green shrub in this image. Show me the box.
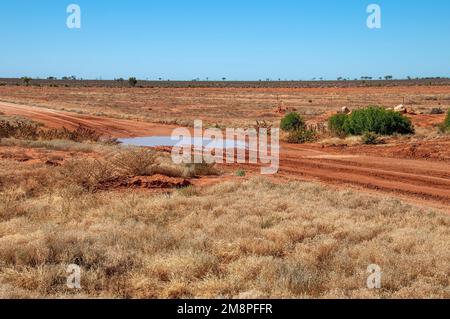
[342,106,414,136]
[328,113,348,137]
[440,109,450,133]
[361,132,380,145]
[236,169,246,177]
[280,112,305,132]
[286,129,317,144]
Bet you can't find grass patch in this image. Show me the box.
[0,177,448,298]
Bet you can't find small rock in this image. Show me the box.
[394,104,407,113]
[406,107,417,115]
[45,160,61,166]
[430,108,444,115]
[340,106,351,114]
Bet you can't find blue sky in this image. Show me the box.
[0,0,449,80]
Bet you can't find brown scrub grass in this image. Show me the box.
[0,156,448,298]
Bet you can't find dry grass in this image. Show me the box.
[319,136,363,147]
[0,163,448,298]
[1,115,106,143]
[111,148,158,176]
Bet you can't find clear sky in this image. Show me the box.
[1,0,449,80]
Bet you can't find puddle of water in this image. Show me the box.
[118,136,247,149]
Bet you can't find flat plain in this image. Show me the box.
[0,80,449,298]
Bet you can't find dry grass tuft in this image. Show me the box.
[111,148,158,176]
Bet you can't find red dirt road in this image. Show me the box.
[1,101,449,210]
[0,101,176,137]
[279,144,450,209]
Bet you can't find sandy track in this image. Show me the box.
[1,101,449,210]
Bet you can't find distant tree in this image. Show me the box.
[47,76,57,80]
[21,77,32,86]
[128,77,138,87]
[158,77,162,81]
[222,77,226,81]
[384,75,393,80]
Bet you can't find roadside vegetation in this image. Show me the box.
[328,106,414,137]
[281,107,414,144]
[280,112,318,143]
[439,108,450,133]
[0,116,107,143]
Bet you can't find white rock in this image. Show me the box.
[394,105,407,113]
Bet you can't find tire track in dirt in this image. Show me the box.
[278,153,450,206]
[0,101,176,137]
[282,158,450,188]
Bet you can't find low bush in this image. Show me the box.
[0,118,40,140]
[430,108,444,115]
[59,159,117,192]
[328,114,348,137]
[328,106,414,137]
[111,148,158,176]
[40,125,101,142]
[361,132,380,145]
[344,106,414,135]
[280,112,306,132]
[236,169,246,177]
[286,129,317,144]
[440,109,450,133]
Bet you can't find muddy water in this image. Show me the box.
[118,136,247,149]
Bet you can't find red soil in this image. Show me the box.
[1,101,449,211]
